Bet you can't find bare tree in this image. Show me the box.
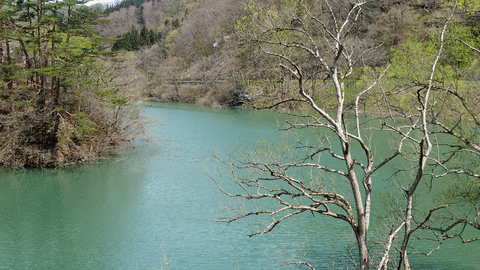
[373,2,480,268]
[212,0,480,269]
[212,1,390,269]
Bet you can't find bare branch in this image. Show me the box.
[377,222,405,270]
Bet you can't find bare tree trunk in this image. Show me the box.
[3,37,12,89]
[344,139,370,270]
[357,232,369,270]
[397,150,428,270]
[35,1,45,112]
[0,39,4,89]
[0,40,3,81]
[396,7,453,269]
[50,1,60,151]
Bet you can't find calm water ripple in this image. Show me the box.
[0,102,478,269]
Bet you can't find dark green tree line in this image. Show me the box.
[112,26,161,51]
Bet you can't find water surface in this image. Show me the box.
[0,102,478,269]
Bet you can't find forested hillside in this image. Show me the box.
[2,0,480,162]
[2,0,480,268]
[0,0,135,168]
[92,0,245,106]
[91,0,480,108]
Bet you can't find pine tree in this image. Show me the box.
[0,0,127,167]
[112,26,161,51]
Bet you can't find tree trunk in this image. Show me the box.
[0,39,4,87]
[4,38,13,89]
[397,191,414,270]
[342,137,370,269]
[357,231,370,270]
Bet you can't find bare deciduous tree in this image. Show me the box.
[211,0,480,269]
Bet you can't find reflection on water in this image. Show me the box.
[0,102,477,269]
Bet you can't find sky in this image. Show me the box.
[85,0,115,6]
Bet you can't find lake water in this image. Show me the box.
[0,102,478,269]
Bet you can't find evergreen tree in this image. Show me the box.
[112,26,161,51]
[0,0,128,167]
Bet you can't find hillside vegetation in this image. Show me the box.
[92,0,245,107]
[3,0,480,167]
[0,0,136,168]
[90,0,480,109]
[204,2,480,269]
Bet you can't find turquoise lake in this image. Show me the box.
[0,102,478,269]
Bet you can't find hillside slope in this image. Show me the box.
[95,0,477,108]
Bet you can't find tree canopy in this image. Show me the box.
[0,0,131,167]
[112,26,161,51]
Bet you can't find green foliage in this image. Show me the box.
[445,0,480,12]
[236,0,265,39]
[254,139,288,159]
[192,36,212,58]
[55,112,99,145]
[389,37,445,83]
[73,112,99,136]
[59,33,94,58]
[236,0,317,76]
[136,5,145,26]
[165,29,180,53]
[172,18,180,29]
[387,21,480,112]
[237,0,309,38]
[0,0,132,168]
[16,100,33,108]
[3,0,112,85]
[444,177,480,205]
[445,21,480,72]
[167,0,185,15]
[344,67,370,105]
[56,128,72,146]
[112,26,161,51]
[94,87,128,106]
[386,34,477,112]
